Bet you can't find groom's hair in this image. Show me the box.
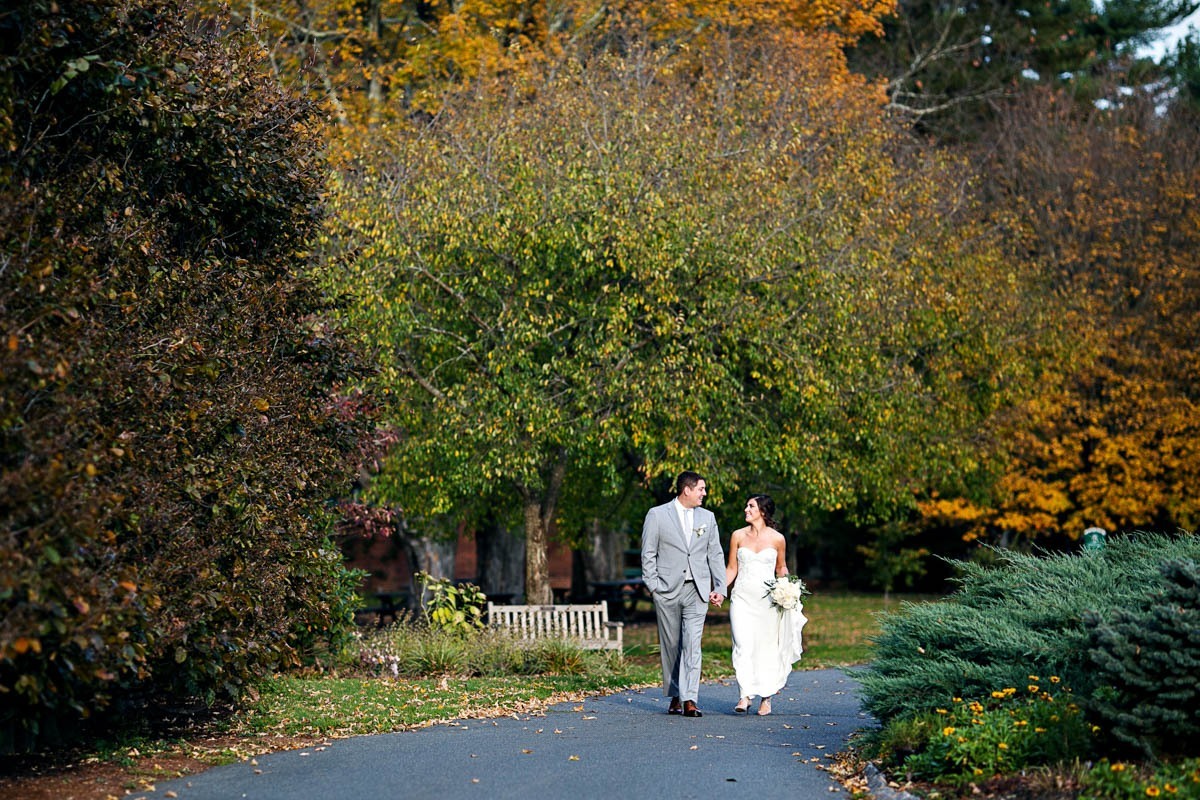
[674,470,704,496]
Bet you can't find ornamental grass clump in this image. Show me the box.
[902,678,1091,784]
[355,619,608,678]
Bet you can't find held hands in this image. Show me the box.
[709,591,725,606]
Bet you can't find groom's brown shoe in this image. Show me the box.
[667,697,683,715]
[683,700,702,718]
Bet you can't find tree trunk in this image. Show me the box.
[520,449,568,605]
[402,533,457,610]
[523,499,551,604]
[475,517,525,602]
[578,517,625,584]
[365,0,383,123]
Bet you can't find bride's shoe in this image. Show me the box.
[734,697,751,713]
[757,696,773,716]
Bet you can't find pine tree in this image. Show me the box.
[1086,559,1200,759]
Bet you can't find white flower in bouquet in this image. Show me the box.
[763,574,809,612]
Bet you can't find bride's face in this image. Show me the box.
[744,499,760,523]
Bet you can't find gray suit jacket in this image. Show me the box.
[641,501,727,600]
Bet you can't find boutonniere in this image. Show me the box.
[693,525,707,538]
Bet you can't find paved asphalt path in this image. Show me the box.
[144,668,873,800]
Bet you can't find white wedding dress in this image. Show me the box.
[730,547,807,698]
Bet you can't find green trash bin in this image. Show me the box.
[1082,527,1107,552]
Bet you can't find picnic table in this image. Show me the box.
[359,591,409,627]
[587,577,648,621]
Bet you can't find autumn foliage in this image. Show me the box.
[919,90,1200,545]
[0,0,370,750]
[215,0,896,119]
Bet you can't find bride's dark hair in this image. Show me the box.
[750,494,778,530]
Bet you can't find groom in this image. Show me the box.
[641,470,727,717]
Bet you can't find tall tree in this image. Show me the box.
[919,88,1200,544]
[321,35,1047,602]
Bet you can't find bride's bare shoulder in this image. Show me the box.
[730,526,751,540]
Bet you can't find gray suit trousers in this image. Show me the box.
[653,581,709,701]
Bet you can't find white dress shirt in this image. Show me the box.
[673,499,694,581]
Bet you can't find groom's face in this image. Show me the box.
[681,480,707,509]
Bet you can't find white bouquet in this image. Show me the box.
[763,574,809,612]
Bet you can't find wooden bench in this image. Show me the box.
[486,601,624,651]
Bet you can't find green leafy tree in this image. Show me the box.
[321,35,1048,603]
[0,0,371,751]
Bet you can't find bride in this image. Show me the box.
[724,494,805,716]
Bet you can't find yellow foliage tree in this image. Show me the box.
[920,91,1200,545]
[210,0,895,120]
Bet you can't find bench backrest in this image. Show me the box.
[486,602,621,649]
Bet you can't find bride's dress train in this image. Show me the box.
[730,547,807,698]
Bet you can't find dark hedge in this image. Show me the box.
[1,0,372,751]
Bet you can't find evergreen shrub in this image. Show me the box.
[1085,558,1200,759]
[860,533,1200,723]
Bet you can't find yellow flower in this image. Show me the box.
[1111,763,1127,773]
[1028,675,1039,681]
[992,691,1006,699]
[1164,784,1177,794]
[997,743,1008,750]
[1028,684,1040,693]
[1146,786,1161,797]
[1035,727,1046,733]
[974,768,984,776]
[1049,676,1061,683]
[1013,720,1028,727]
[936,708,948,715]
[953,697,963,703]
[970,702,985,713]
[942,726,956,736]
